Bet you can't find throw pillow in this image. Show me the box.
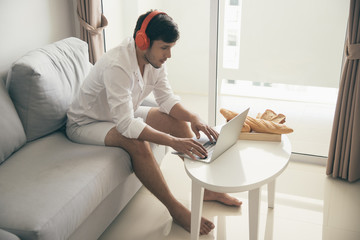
[7,37,92,141]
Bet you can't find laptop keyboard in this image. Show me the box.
[203,141,216,152]
[195,141,216,160]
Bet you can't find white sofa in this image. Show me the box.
[0,37,167,240]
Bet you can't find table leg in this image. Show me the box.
[217,216,227,239]
[267,180,276,209]
[249,188,261,240]
[191,181,204,240]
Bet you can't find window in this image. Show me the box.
[213,0,349,157]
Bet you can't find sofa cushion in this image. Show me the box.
[0,229,20,240]
[0,81,26,164]
[0,131,164,240]
[6,37,92,141]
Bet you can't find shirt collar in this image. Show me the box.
[127,37,140,74]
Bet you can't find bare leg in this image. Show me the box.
[105,127,214,235]
[146,108,242,207]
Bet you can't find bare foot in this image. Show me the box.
[169,203,215,235]
[204,189,242,207]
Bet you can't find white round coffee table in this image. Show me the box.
[184,135,291,240]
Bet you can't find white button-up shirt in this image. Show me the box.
[67,37,180,139]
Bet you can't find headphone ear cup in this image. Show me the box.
[135,31,150,50]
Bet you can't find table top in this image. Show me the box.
[184,135,292,193]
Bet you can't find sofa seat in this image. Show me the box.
[0,131,164,240]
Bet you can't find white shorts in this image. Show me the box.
[66,106,152,146]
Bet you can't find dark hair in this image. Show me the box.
[133,10,180,47]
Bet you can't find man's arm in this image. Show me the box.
[138,125,207,160]
[137,103,217,159]
[169,103,218,141]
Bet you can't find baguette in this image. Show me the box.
[220,108,238,121]
[271,113,286,124]
[245,116,293,134]
[260,109,277,121]
[242,122,251,132]
[220,108,250,132]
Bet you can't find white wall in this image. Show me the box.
[156,0,210,96]
[0,0,76,79]
[0,0,210,94]
[103,0,211,95]
[102,0,139,51]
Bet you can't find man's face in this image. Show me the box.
[144,40,176,69]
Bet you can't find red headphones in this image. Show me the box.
[135,11,165,51]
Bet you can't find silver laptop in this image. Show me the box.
[172,107,249,163]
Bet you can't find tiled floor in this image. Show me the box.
[99,152,360,240]
[98,93,360,240]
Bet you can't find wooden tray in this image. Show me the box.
[239,132,281,142]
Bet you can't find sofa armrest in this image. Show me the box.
[0,229,20,240]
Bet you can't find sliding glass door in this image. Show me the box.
[210,0,350,157]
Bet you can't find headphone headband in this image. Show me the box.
[135,11,166,50]
[140,10,164,34]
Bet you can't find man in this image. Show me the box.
[67,10,241,235]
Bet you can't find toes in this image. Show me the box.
[219,194,241,206]
[230,197,242,206]
[200,225,211,235]
[205,220,215,229]
[199,218,214,235]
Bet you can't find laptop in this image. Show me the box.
[172,107,249,163]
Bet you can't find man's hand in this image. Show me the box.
[190,117,219,142]
[171,137,208,160]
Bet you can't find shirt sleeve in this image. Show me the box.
[103,66,147,139]
[152,65,180,114]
